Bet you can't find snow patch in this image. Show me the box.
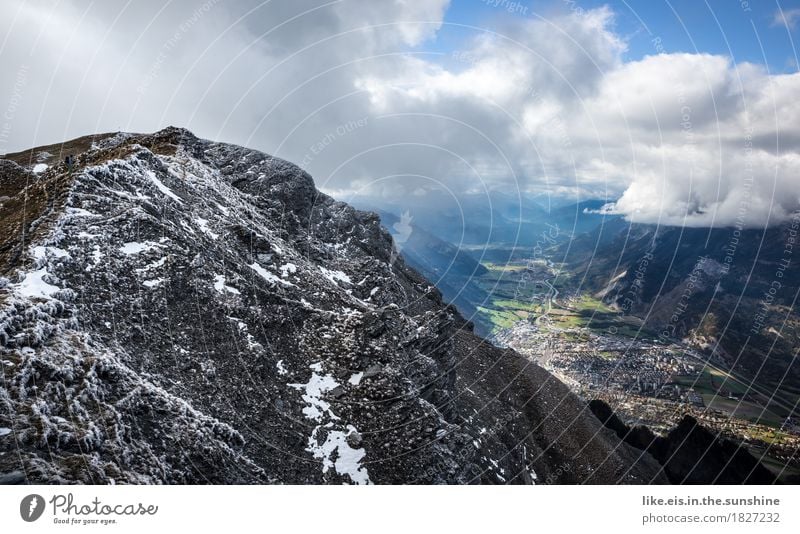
[16,268,60,298]
[33,246,69,261]
[280,263,297,278]
[145,170,182,203]
[276,360,287,376]
[194,217,218,239]
[320,267,351,285]
[307,425,371,485]
[250,262,294,287]
[289,363,371,483]
[135,257,167,273]
[213,274,240,295]
[90,245,103,268]
[348,372,363,386]
[66,207,99,218]
[289,363,339,421]
[119,242,157,255]
[110,188,150,201]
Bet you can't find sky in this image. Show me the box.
[1,0,799,228]
[441,1,800,72]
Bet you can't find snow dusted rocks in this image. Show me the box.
[0,127,664,484]
[290,362,371,484]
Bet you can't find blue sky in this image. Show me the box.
[433,0,800,72]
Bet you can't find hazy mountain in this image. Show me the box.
[352,191,615,253]
[368,209,489,325]
[561,220,800,419]
[352,195,618,333]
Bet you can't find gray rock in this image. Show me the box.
[0,470,25,484]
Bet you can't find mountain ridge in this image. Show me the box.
[0,127,664,484]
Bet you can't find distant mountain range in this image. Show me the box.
[365,191,800,417]
[560,218,800,421]
[361,192,799,482]
[353,191,617,254]
[356,194,618,334]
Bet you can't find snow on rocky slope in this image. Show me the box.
[0,127,664,484]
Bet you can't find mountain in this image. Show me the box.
[349,196,618,335]
[561,220,800,421]
[368,209,489,327]
[548,199,621,237]
[352,191,614,257]
[589,400,776,484]
[0,127,663,484]
[358,190,547,247]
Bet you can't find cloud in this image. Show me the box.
[0,1,798,228]
[772,7,800,30]
[579,54,800,227]
[351,10,800,227]
[0,0,449,154]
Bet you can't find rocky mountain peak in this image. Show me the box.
[0,127,664,484]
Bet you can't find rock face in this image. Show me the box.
[589,400,775,484]
[0,127,664,484]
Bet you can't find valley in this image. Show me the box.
[463,255,800,482]
[359,193,800,482]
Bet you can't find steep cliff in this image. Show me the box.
[0,127,664,484]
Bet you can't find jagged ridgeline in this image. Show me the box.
[0,127,663,484]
